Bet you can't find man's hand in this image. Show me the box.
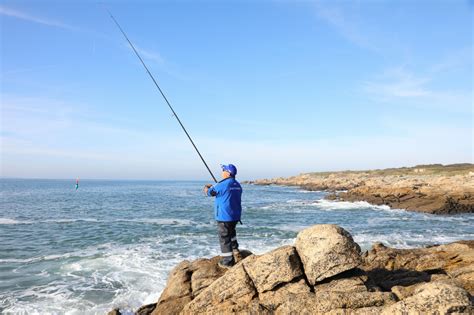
[203,184,212,195]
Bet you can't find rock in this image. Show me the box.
[151,251,255,315]
[181,264,256,314]
[314,291,397,312]
[152,296,191,315]
[436,242,474,295]
[295,224,361,284]
[243,245,303,293]
[276,291,397,314]
[190,257,226,296]
[152,261,193,315]
[381,282,473,314]
[184,300,270,315]
[136,304,156,315]
[364,268,431,291]
[151,257,226,315]
[362,240,474,295]
[107,309,121,315]
[259,279,311,310]
[274,292,315,315]
[314,269,369,293]
[390,284,417,300]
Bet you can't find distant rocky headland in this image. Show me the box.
[245,163,474,214]
[109,224,474,314]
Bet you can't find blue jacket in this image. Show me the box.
[207,177,242,222]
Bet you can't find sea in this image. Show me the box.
[1,179,473,314]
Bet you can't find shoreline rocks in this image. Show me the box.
[245,163,474,215]
[113,224,474,314]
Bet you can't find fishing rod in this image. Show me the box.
[106,9,218,183]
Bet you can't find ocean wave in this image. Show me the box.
[0,253,74,264]
[353,232,474,250]
[117,218,196,226]
[312,200,393,211]
[42,218,99,224]
[0,231,294,314]
[0,217,198,226]
[296,190,324,194]
[259,198,408,213]
[0,218,33,225]
[1,239,211,314]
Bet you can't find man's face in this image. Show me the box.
[222,170,231,179]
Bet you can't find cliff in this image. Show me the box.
[110,224,474,314]
[246,164,474,214]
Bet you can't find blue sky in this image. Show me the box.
[1,1,472,180]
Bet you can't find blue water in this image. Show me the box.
[1,179,473,314]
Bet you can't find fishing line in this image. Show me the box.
[105,8,218,183]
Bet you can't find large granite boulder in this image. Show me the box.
[180,246,305,314]
[243,245,303,293]
[295,224,362,284]
[275,291,397,314]
[152,250,252,315]
[151,260,194,315]
[258,279,310,311]
[181,263,256,314]
[381,281,473,314]
[362,240,474,295]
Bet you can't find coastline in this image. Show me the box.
[244,164,474,215]
[115,225,474,314]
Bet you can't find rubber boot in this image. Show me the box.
[218,256,235,269]
[233,249,242,263]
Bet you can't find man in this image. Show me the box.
[204,164,243,268]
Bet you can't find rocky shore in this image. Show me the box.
[110,224,473,314]
[246,164,474,214]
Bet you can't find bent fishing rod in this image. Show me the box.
[106,9,218,183]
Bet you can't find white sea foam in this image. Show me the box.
[42,218,100,224]
[0,258,36,263]
[0,253,74,264]
[123,218,196,226]
[0,217,199,226]
[0,218,33,225]
[3,242,176,314]
[353,232,474,251]
[312,200,392,211]
[296,190,323,193]
[256,199,391,213]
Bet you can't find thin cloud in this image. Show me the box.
[362,66,472,113]
[123,43,190,81]
[0,65,59,80]
[135,46,165,65]
[0,5,77,30]
[313,1,379,52]
[364,67,431,98]
[1,95,156,141]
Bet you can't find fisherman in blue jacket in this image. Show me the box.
[204,164,242,268]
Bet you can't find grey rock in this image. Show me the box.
[295,224,362,284]
[382,281,473,314]
[244,245,303,293]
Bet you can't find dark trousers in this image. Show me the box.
[217,221,239,262]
